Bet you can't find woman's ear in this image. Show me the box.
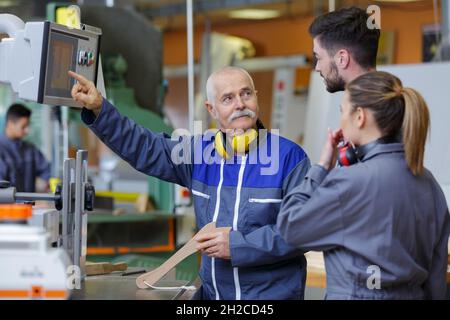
[355,106,366,129]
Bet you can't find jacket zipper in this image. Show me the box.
[233,155,247,300]
[211,158,224,300]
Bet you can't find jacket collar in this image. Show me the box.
[361,142,404,162]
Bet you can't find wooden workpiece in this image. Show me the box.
[136,222,231,289]
[305,251,327,289]
[86,261,128,276]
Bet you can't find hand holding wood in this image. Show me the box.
[136,222,231,289]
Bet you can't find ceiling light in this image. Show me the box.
[0,1,16,7]
[228,9,281,20]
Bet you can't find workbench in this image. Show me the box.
[71,268,196,300]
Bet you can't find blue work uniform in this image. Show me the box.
[0,134,51,192]
[81,98,311,300]
[277,143,450,299]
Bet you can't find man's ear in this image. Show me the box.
[205,101,218,119]
[335,49,350,69]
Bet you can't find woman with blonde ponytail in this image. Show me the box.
[277,71,450,299]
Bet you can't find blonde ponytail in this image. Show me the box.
[401,88,430,175]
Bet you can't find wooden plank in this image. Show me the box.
[86,262,128,276]
[305,251,326,289]
[447,268,450,284]
[136,222,231,289]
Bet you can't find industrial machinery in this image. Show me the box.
[0,13,101,298]
[0,9,197,299]
[0,150,95,299]
[0,13,101,107]
[0,204,71,299]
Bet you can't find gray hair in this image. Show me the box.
[206,66,256,106]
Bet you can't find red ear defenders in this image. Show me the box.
[337,136,398,167]
[337,142,359,166]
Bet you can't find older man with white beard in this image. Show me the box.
[68,66,310,300]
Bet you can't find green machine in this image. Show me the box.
[45,3,198,281]
[0,3,197,284]
[46,3,174,213]
[101,53,174,213]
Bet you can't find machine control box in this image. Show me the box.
[0,14,101,108]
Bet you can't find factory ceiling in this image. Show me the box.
[134,0,438,31]
[0,0,439,31]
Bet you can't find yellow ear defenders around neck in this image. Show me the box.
[214,129,258,159]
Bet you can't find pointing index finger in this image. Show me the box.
[68,70,90,86]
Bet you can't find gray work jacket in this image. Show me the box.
[277,143,450,299]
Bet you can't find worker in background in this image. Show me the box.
[277,71,450,299]
[309,6,380,92]
[0,103,50,192]
[68,66,311,300]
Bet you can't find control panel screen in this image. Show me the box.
[50,40,73,91]
[40,22,100,107]
[45,30,78,98]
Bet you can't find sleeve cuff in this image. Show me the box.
[80,98,109,126]
[229,230,244,267]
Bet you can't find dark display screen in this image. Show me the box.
[45,30,78,98]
